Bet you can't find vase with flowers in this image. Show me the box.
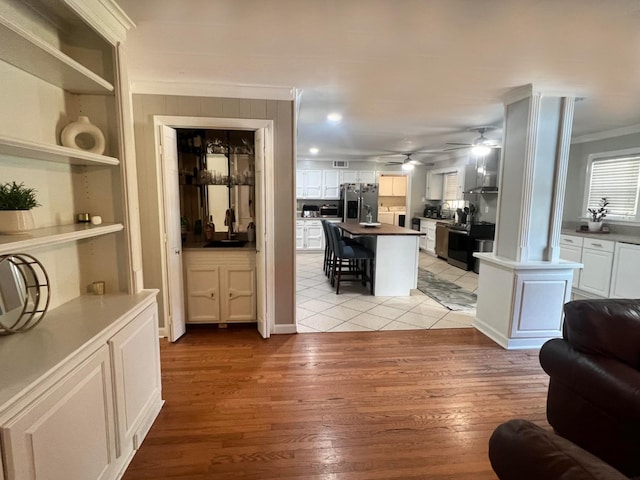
[587,197,609,232]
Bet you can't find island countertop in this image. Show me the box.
[337,222,424,236]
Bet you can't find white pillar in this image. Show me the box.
[474,84,582,350]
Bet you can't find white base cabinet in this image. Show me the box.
[577,238,614,297]
[610,242,640,298]
[420,219,437,255]
[184,250,257,323]
[296,220,324,251]
[0,293,162,480]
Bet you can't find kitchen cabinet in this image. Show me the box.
[425,172,443,200]
[322,170,341,199]
[379,175,407,196]
[296,169,322,198]
[296,219,324,251]
[420,219,437,255]
[0,294,162,480]
[342,170,376,183]
[610,242,640,298]
[559,235,583,288]
[183,250,257,323]
[578,238,614,297]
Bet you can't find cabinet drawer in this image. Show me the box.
[560,235,583,248]
[583,238,614,252]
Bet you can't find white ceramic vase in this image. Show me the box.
[0,210,35,234]
[61,115,106,155]
[588,221,602,232]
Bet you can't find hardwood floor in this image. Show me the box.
[123,326,550,479]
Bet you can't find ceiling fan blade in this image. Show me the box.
[386,161,403,165]
[446,142,473,146]
[443,146,469,152]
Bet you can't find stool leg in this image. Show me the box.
[336,258,342,294]
[369,258,374,295]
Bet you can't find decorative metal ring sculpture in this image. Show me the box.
[0,253,51,334]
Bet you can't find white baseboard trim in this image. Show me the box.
[158,327,168,338]
[273,324,298,335]
[474,319,552,350]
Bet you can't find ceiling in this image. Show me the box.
[115,0,640,164]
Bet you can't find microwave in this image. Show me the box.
[320,205,339,217]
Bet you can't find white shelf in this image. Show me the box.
[0,14,114,95]
[0,134,119,166]
[0,223,124,254]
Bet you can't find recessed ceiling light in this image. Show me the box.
[309,147,319,154]
[327,113,342,123]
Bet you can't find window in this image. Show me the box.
[443,172,458,200]
[585,149,640,222]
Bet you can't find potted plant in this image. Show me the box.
[0,181,40,234]
[587,197,609,232]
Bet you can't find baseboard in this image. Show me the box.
[273,324,297,334]
[474,319,553,350]
[158,327,168,338]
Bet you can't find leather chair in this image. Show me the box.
[489,299,640,480]
[539,298,640,478]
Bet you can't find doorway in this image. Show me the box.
[154,116,275,341]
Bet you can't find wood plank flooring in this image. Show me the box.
[122,326,550,480]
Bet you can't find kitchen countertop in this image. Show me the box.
[296,216,342,221]
[337,222,423,236]
[183,240,257,250]
[417,217,454,223]
[561,228,640,245]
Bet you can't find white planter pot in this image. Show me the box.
[0,210,35,234]
[588,221,603,232]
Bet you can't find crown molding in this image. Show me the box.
[571,123,640,144]
[130,80,296,101]
[501,83,582,106]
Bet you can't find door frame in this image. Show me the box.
[153,115,276,339]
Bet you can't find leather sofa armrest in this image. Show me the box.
[489,419,629,480]
[563,299,640,369]
[540,338,640,421]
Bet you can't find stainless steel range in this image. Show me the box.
[447,222,495,270]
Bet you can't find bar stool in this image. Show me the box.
[327,223,374,295]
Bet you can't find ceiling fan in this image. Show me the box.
[445,126,501,154]
[383,152,435,169]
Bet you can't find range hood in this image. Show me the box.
[463,149,500,195]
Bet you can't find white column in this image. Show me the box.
[474,84,582,350]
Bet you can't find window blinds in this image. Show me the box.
[443,172,458,200]
[588,156,640,217]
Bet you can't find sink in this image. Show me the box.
[204,240,247,248]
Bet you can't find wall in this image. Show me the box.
[564,131,640,237]
[132,94,295,329]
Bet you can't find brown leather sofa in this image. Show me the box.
[489,298,640,479]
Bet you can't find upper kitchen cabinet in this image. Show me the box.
[425,171,443,200]
[379,175,407,196]
[296,169,322,198]
[322,170,341,199]
[342,169,376,183]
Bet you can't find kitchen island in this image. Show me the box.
[337,222,424,296]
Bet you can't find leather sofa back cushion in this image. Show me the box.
[564,299,640,369]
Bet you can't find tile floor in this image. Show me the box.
[296,251,480,333]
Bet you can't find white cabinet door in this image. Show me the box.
[342,171,359,183]
[296,170,322,198]
[221,265,256,321]
[305,221,324,250]
[560,244,583,288]
[322,170,341,199]
[579,248,613,297]
[295,221,305,250]
[426,172,443,200]
[359,171,376,183]
[2,346,117,480]
[455,168,466,200]
[109,304,162,453]
[185,264,222,323]
[393,176,407,196]
[426,222,436,255]
[419,222,428,251]
[610,242,640,298]
[378,211,394,225]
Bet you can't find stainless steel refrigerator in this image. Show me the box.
[340,183,379,223]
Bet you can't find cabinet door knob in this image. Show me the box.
[174,249,180,255]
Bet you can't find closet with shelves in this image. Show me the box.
[0,1,162,479]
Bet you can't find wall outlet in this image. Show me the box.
[484,206,489,213]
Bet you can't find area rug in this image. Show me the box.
[417,268,477,311]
